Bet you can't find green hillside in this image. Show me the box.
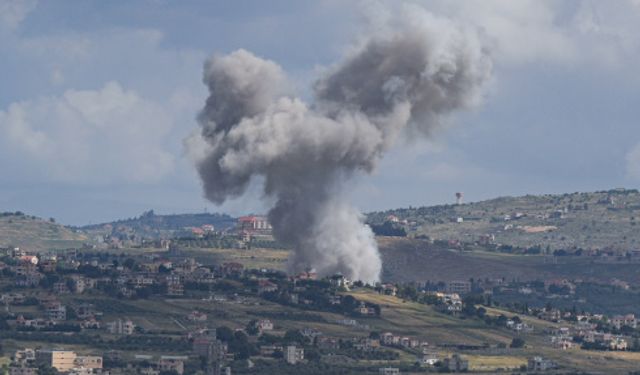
[368,188,640,252]
[0,212,87,251]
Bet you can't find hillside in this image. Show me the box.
[368,188,640,252]
[78,210,237,240]
[0,212,87,250]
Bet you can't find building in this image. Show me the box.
[257,280,278,294]
[379,368,400,375]
[528,356,555,371]
[420,351,439,366]
[9,367,38,375]
[188,310,208,322]
[285,345,304,365]
[166,274,184,296]
[73,355,103,370]
[44,302,66,321]
[193,336,226,361]
[446,280,472,294]
[158,356,186,375]
[106,319,135,335]
[443,354,469,372]
[257,319,274,332]
[238,216,272,233]
[35,350,77,372]
[611,314,637,329]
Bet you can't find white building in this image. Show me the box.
[285,345,304,365]
[106,319,135,335]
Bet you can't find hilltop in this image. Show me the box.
[368,188,640,252]
[78,210,237,240]
[0,212,87,250]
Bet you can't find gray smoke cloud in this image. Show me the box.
[188,7,492,283]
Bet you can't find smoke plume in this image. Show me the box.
[188,7,492,283]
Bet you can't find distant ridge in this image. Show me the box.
[367,188,640,251]
[0,211,87,250]
[78,209,237,231]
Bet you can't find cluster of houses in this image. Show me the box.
[10,348,104,375]
[547,314,638,351]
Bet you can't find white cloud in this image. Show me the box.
[403,0,640,68]
[0,0,36,31]
[0,81,175,184]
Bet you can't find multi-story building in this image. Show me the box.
[285,345,304,365]
[443,354,469,372]
[35,350,77,372]
[158,356,186,375]
[446,280,472,294]
[44,302,66,321]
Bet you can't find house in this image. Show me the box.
[443,354,468,372]
[610,336,628,350]
[187,311,207,322]
[52,282,70,294]
[80,318,100,330]
[381,332,398,346]
[75,303,98,320]
[221,262,244,276]
[106,319,135,335]
[551,336,574,350]
[353,337,380,351]
[285,345,304,365]
[15,272,42,287]
[358,302,377,316]
[13,348,36,365]
[380,284,397,296]
[329,274,350,288]
[0,292,25,304]
[69,275,94,293]
[257,319,274,332]
[316,336,340,350]
[158,356,186,375]
[528,356,555,371]
[74,356,103,370]
[611,314,637,329]
[259,345,283,356]
[300,327,321,340]
[420,351,438,366]
[257,280,278,294]
[379,368,400,375]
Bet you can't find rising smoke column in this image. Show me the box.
[188,8,492,283]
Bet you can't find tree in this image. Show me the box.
[245,320,259,336]
[216,326,234,342]
[284,329,306,345]
[510,337,525,348]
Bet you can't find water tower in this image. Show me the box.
[455,192,463,205]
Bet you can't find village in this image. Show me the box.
[3,228,640,375]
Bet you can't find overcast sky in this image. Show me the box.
[1,0,640,225]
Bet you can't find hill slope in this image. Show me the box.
[0,212,87,250]
[78,210,237,240]
[368,188,640,251]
